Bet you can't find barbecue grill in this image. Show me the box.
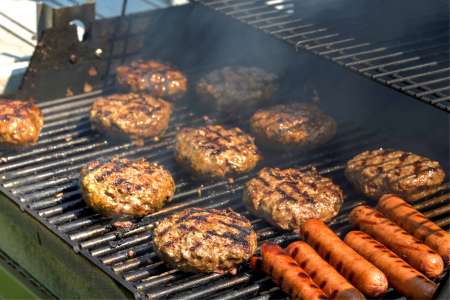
[0,0,448,299]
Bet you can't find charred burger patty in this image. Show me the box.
[90,93,172,139]
[116,60,187,100]
[0,99,43,147]
[250,103,336,151]
[153,208,257,274]
[345,148,445,201]
[80,158,175,216]
[243,167,343,230]
[175,125,261,178]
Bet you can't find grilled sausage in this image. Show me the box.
[378,194,450,265]
[349,205,444,279]
[286,241,365,300]
[260,243,329,300]
[300,219,388,297]
[345,231,437,300]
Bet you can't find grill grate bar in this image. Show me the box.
[401,76,450,91]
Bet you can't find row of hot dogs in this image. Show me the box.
[251,194,449,300]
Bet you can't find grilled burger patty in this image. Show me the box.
[0,99,43,147]
[243,167,343,230]
[90,93,172,139]
[250,103,336,151]
[345,149,445,201]
[153,208,257,274]
[116,60,187,100]
[196,66,278,113]
[80,158,175,216]
[175,125,261,178]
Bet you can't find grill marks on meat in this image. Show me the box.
[90,93,172,139]
[80,158,175,216]
[116,60,187,100]
[0,99,43,147]
[345,149,445,201]
[243,168,343,230]
[196,66,278,114]
[250,103,336,151]
[153,208,257,274]
[175,125,261,178]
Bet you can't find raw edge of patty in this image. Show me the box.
[90,93,172,140]
[250,103,336,152]
[243,167,343,231]
[153,207,257,274]
[80,158,175,216]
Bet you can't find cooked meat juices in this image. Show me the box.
[250,103,336,151]
[116,60,187,100]
[153,208,257,274]
[243,167,343,230]
[300,219,388,297]
[175,125,261,178]
[345,149,445,201]
[287,241,365,300]
[349,205,444,279]
[345,231,437,300]
[90,93,172,139]
[0,99,43,147]
[378,194,450,264]
[80,158,175,216]
[196,66,278,114]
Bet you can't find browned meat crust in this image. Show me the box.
[80,158,175,216]
[243,167,343,230]
[90,93,172,139]
[196,66,278,114]
[250,103,336,151]
[345,149,445,201]
[0,99,43,147]
[153,208,257,274]
[116,60,187,100]
[175,125,261,178]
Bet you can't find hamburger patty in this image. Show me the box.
[250,103,336,151]
[0,99,43,147]
[80,158,175,216]
[90,93,172,139]
[153,208,257,274]
[116,60,187,100]
[243,167,343,230]
[175,125,261,178]
[345,149,445,201]
[196,66,278,114]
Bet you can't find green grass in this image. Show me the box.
[0,263,37,300]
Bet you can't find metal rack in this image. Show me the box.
[194,0,450,112]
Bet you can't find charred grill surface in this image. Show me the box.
[175,125,261,178]
[153,207,257,274]
[243,167,343,230]
[345,149,446,201]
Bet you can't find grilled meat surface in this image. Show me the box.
[0,99,43,147]
[175,125,261,178]
[80,158,175,216]
[196,66,278,114]
[153,208,257,274]
[243,167,343,230]
[250,103,336,151]
[90,93,172,139]
[345,149,445,201]
[116,60,187,100]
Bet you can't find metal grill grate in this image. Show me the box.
[193,0,450,112]
[0,83,449,299]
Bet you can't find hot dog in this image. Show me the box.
[345,231,437,300]
[287,241,366,300]
[349,205,444,279]
[300,219,388,297]
[378,194,450,264]
[259,243,329,300]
